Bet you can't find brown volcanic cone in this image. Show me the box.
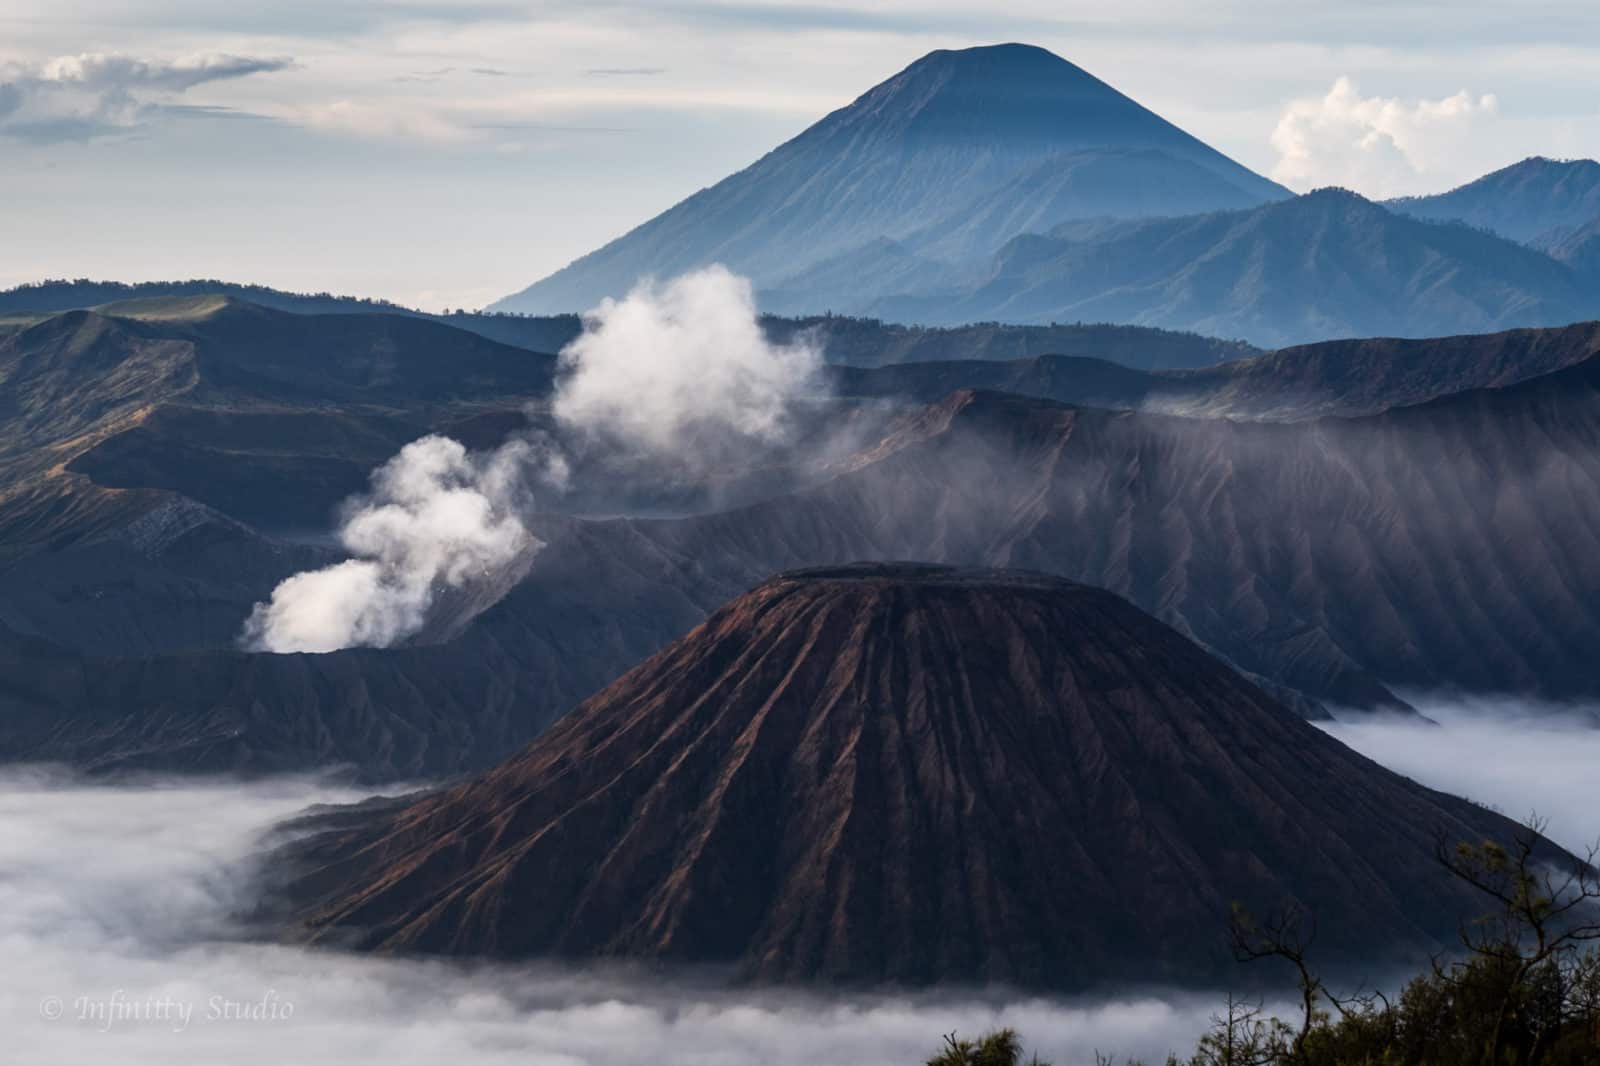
[280,564,1537,987]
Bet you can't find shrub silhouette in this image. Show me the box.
[928,818,1600,1066]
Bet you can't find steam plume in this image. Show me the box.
[554,264,822,456]
[242,435,546,653]
[241,265,821,654]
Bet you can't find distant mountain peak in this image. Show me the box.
[878,41,1104,90]
[811,42,1208,151]
[491,44,1286,315]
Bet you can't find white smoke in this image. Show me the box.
[554,264,823,457]
[241,435,555,654]
[241,266,823,654]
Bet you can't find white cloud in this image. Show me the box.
[1270,77,1500,197]
[35,52,291,92]
[0,51,290,141]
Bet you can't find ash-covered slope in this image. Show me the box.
[0,298,555,527]
[5,351,1600,779]
[493,44,1284,314]
[279,565,1538,987]
[501,354,1600,714]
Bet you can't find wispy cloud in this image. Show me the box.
[293,98,474,142]
[0,51,293,142]
[392,66,456,82]
[585,66,667,76]
[468,120,637,133]
[153,103,283,122]
[34,52,293,92]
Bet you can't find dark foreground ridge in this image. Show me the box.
[276,564,1544,989]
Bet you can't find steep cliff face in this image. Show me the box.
[279,565,1541,987]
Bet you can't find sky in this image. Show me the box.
[2,1,1598,310]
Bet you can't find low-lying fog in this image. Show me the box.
[9,701,1597,1065]
[1320,696,1600,855]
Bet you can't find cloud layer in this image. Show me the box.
[1270,77,1501,197]
[1319,697,1600,855]
[0,767,1248,1066]
[7,698,1599,1063]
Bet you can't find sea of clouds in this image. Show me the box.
[8,700,1598,1065]
[1320,695,1600,855]
[3,769,1239,1066]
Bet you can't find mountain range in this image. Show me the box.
[276,565,1548,987]
[799,187,1599,345]
[490,46,1600,349]
[0,281,1256,370]
[1,296,1597,776]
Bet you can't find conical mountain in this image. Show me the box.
[491,44,1286,314]
[280,564,1539,988]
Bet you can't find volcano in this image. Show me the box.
[492,44,1285,315]
[280,564,1536,987]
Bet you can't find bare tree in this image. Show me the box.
[1434,820,1600,1064]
